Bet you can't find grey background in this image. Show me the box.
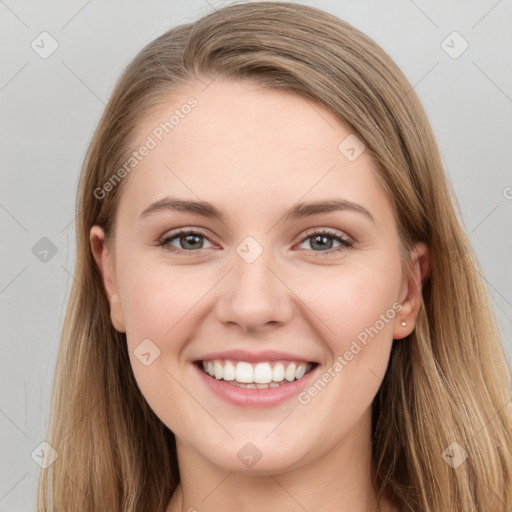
[1,0,511,509]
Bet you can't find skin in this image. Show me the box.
[90,78,429,512]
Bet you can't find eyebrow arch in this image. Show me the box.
[139,196,375,223]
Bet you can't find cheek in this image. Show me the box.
[296,263,400,350]
[117,261,209,418]
[118,257,208,343]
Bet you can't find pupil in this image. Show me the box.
[182,234,202,250]
[312,235,332,250]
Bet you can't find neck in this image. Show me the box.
[167,409,397,512]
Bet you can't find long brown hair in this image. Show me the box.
[38,2,512,510]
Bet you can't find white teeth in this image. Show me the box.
[199,359,313,385]
[254,363,273,384]
[223,360,236,381]
[272,363,285,382]
[295,363,307,379]
[284,362,296,382]
[213,360,223,380]
[235,362,254,383]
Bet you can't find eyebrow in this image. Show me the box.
[139,196,375,223]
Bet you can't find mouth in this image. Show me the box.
[194,359,319,389]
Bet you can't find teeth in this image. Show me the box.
[214,360,223,380]
[254,362,273,384]
[200,359,313,385]
[295,363,307,379]
[223,360,236,381]
[235,362,254,383]
[285,362,296,382]
[272,363,285,382]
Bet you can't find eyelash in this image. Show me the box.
[158,228,354,257]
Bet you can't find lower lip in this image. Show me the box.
[194,362,319,408]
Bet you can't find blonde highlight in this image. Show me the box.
[38,2,512,511]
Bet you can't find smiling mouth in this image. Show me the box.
[195,359,319,389]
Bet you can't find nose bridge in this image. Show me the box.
[215,234,293,331]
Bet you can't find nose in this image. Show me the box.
[214,247,294,334]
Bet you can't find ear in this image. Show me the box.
[90,225,126,333]
[393,241,430,340]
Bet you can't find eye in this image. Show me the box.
[158,229,215,254]
[158,228,354,256]
[297,229,353,256]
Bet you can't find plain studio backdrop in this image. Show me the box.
[1,0,511,509]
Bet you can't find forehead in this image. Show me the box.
[116,79,391,227]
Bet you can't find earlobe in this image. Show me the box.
[89,225,126,333]
[394,242,430,340]
[108,293,127,333]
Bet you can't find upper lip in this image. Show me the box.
[195,349,317,364]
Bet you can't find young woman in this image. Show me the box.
[38,2,512,511]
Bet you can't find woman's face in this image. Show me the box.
[91,78,426,474]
